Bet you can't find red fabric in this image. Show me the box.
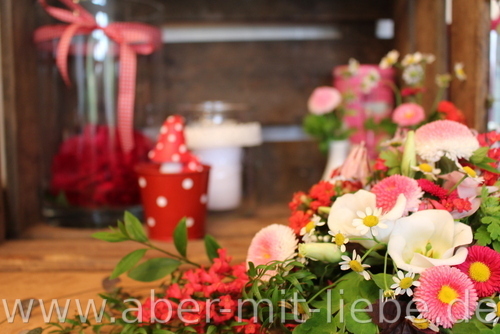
[34,0,161,153]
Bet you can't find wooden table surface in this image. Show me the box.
[0,205,289,333]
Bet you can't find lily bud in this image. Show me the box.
[401,130,416,177]
[298,243,342,263]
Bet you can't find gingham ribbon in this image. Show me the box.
[34,0,161,153]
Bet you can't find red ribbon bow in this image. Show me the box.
[34,0,161,153]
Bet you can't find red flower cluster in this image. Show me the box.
[417,179,472,213]
[477,131,500,186]
[140,249,257,333]
[436,101,467,125]
[401,86,426,97]
[288,179,362,235]
[50,125,152,207]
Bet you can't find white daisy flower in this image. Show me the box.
[457,163,484,184]
[390,270,420,296]
[485,301,500,324]
[339,249,371,280]
[423,53,436,64]
[454,62,467,81]
[361,69,380,93]
[299,215,325,242]
[435,73,452,88]
[347,58,360,76]
[406,315,439,332]
[379,50,399,69]
[401,52,423,67]
[352,207,388,236]
[411,163,441,180]
[328,230,349,252]
[402,64,424,85]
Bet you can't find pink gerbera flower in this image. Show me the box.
[307,87,342,115]
[414,266,478,328]
[415,120,479,162]
[455,245,500,298]
[246,224,298,270]
[392,103,425,127]
[371,174,423,215]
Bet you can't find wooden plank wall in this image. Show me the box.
[0,0,41,238]
[1,0,395,236]
[449,0,490,132]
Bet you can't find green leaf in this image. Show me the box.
[380,150,401,168]
[470,147,490,164]
[127,258,180,282]
[345,301,378,334]
[152,330,175,334]
[124,211,148,242]
[371,273,392,291]
[204,235,222,262]
[475,162,500,174]
[206,325,217,334]
[475,226,492,246]
[91,231,128,243]
[294,308,335,334]
[110,249,147,279]
[173,218,188,257]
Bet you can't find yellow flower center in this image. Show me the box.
[469,261,491,283]
[404,110,415,119]
[496,302,500,317]
[399,277,414,289]
[462,166,477,178]
[305,221,316,234]
[263,253,271,259]
[334,233,345,246]
[419,163,433,173]
[412,318,430,330]
[438,285,459,304]
[362,215,379,227]
[349,260,364,273]
[383,290,395,299]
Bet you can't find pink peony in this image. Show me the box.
[392,103,425,127]
[307,86,342,115]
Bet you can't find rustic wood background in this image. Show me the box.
[1,0,490,237]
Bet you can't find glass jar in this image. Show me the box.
[35,0,164,227]
[180,101,262,212]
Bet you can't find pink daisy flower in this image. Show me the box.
[455,245,500,298]
[371,174,423,215]
[414,266,478,328]
[415,120,479,162]
[307,87,342,115]
[246,224,298,270]
[392,103,425,127]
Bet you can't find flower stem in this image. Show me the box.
[306,282,338,304]
[142,241,202,268]
[447,175,467,195]
[383,250,390,290]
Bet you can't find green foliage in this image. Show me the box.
[110,249,147,279]
[379,149,402,175]
[293,308,334,334]
[124,211,148,242]
[475,187,500,247]
[173,218,188,257]
[204,234,222,262]
[127,258,181,282]
[303,112,351,153]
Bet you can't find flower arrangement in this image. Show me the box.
[303,86,351,152]
[28,51,500,334]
